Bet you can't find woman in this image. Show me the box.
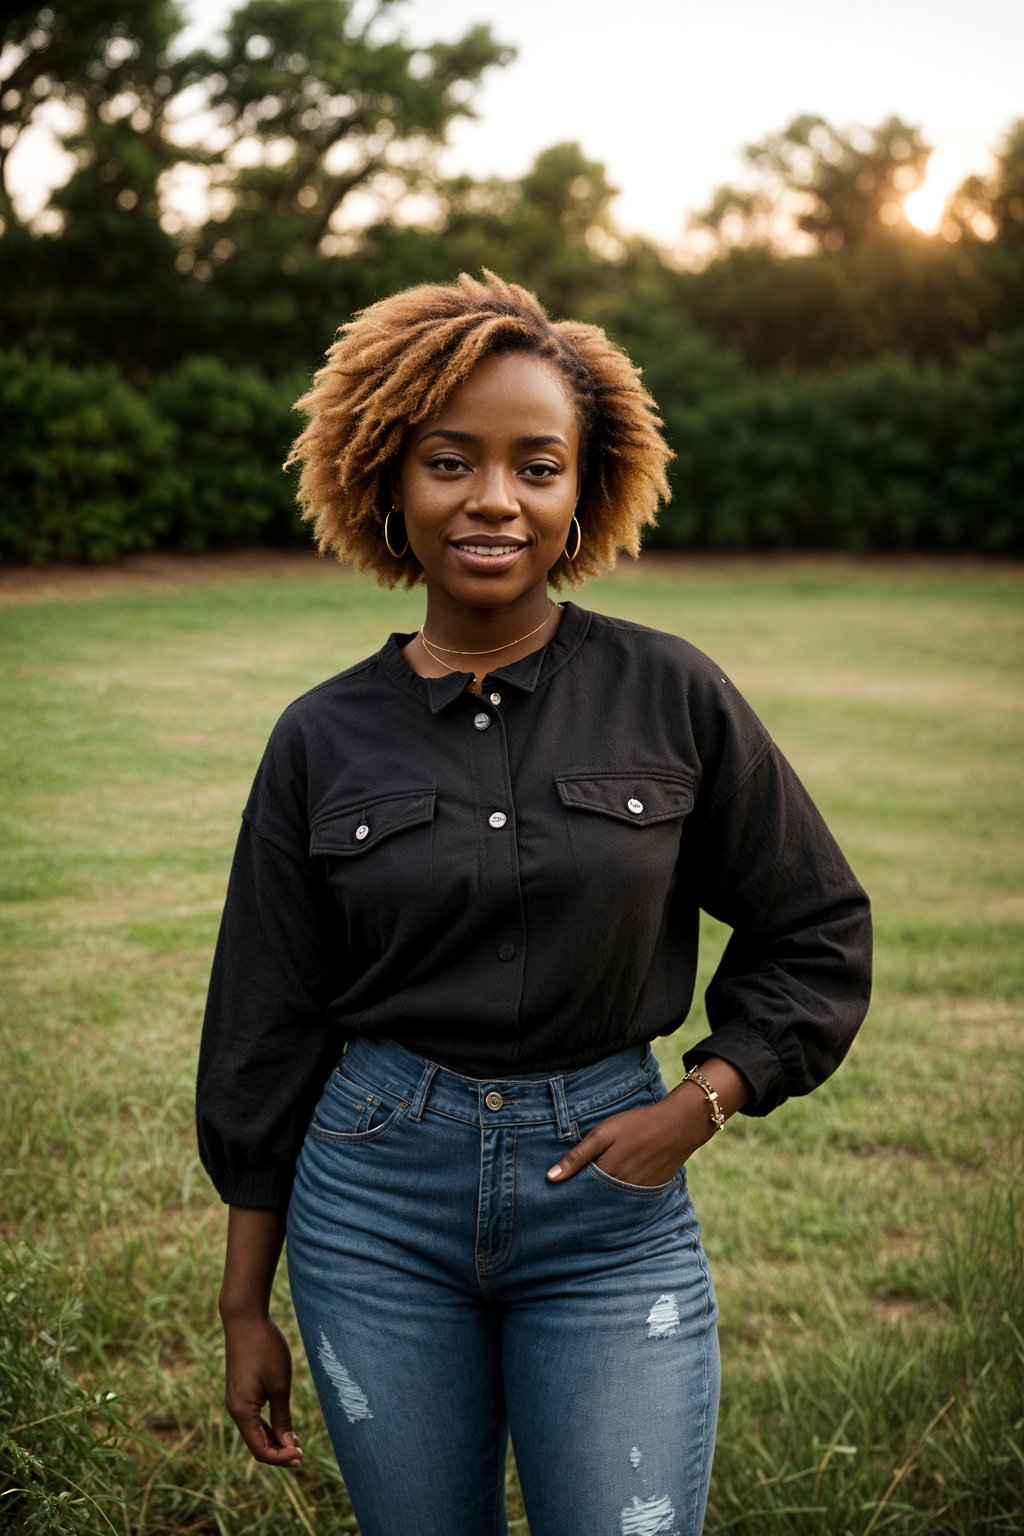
[196,271,871,1536]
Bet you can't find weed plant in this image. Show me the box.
[1,557,1021,1533]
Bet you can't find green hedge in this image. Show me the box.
[643,329,1024,553]
[1,335,1021,562]
[0,353,308,563]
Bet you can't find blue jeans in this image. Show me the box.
[286,1036,720,1536]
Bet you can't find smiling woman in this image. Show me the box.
[394,351,582,688]
[196,270,872,1536]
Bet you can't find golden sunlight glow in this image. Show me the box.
[903,182,948,233]
[902,150,962,234]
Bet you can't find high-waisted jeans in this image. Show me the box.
[286,1036,720,1536]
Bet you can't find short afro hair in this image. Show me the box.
[285,270,672,589]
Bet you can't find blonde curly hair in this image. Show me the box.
[285,271,672,589]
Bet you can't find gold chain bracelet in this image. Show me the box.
[683,1066,726,1133]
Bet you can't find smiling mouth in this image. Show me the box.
[453,543,524,557]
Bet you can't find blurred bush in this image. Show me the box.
[0,351,173,563]
[2,331,1020,562]
[148,357,308,552]
[0,352,308,562]
[640,328,1024,554]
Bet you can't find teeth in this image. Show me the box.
[457,544,520,556]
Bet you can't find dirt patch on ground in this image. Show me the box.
[0,548,348,604]
[2,548,1020,606]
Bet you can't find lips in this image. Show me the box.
[448,538,527,572]
[453,543,523,556]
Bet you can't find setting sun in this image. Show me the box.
[902,149,967,233]
[904,179,951,233]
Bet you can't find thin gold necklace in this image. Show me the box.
[419,633,477,674]
[420,604,556,656]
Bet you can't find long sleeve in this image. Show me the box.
[682,740,872,1115]
[196,726,349,1209]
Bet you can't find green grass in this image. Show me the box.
[1,556,1022,1534]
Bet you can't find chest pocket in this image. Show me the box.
[310,789,436,948]
[555,770,695,891]
[310,789,435,857]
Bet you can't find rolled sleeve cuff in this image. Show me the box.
[682,1023,787,1117]
[211,1166,296,1211]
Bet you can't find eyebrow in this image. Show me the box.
[417,429,570,449]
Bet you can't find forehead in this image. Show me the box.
[419,350,579,441]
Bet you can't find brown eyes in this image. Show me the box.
[426,456,561,479]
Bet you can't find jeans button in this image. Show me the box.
[484,1091,504,1111]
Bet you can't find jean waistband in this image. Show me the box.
[338,1035,662,1131]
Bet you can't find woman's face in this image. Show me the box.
[394,350,581,619]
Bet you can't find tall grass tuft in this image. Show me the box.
[0,1243,129,1533]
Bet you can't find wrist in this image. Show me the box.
[682,1066,726,1134]
[655,1085,719,1156]
[219,1293,272,1325]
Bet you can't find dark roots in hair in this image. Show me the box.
[285,270,673,589]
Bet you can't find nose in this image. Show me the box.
[464,463,519,517]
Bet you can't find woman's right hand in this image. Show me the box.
[223,1314,304,1468]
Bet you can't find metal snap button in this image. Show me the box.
[354,824,370,840]
[473,712,491,731]
[627,798,644,815]
[488,811,507,829]
[489,692,502,706]
[485,1091,504,1111]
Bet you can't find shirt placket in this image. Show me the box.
[464,688,527,1042]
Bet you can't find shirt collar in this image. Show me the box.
[378,601,593,714]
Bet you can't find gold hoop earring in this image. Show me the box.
[384,509,408,559]
[564,516,582,562]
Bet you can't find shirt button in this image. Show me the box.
[485,1091,504,1111]
[627,798,644,815]
[473,712,491,731]
[488,811,507,829]
[489,692,502,706]
[354,824,370,840]
[497,943,516,961]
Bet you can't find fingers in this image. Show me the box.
[547,1125,609,1181]
[268,1385,303,1465]
[230,1403,304,1467]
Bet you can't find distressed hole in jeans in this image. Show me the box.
[316,1330,374,1424]
[629,1444,642,1470]
[620,1492,677,1535]
[645,1293,680,1338]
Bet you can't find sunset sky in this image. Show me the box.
[9,0,1023,248]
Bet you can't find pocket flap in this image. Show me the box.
[310,789,436,856]
[555,771,694,826]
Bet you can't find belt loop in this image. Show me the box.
[406,1061,438,1122]
[548,1075,574,1141]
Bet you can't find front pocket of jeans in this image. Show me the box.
[309,1071,410,1145]
[572,1081,678,1197]
[583,1161,678,1197]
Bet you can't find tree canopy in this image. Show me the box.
[1,2,1022,559]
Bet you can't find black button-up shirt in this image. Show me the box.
[197,601,871,1208]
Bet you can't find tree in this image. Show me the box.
[0,0,513,374]
[948,119,1024,246]
[691,113,931,256]
[187,0,511,262]
[0,0,184,225]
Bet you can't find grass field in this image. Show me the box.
[1,555,1022,1535]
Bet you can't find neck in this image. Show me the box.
[403,594,564,692]
[420,589,556,654]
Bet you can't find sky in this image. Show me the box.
[9,0,1024,248]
